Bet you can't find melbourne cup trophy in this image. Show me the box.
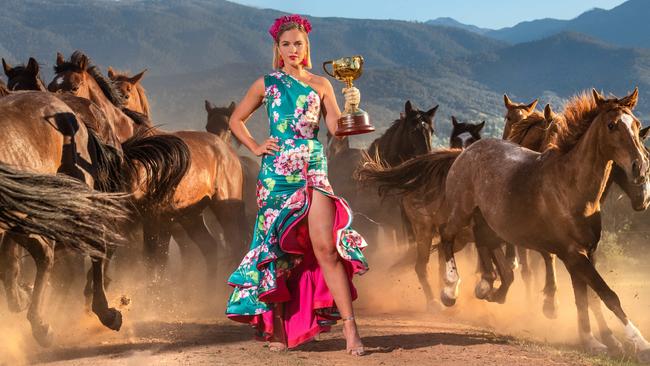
[323,55,375,136]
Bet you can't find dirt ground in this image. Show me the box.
[1,237,648,365]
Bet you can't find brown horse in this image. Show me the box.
[57,57,246,284]
[356,115,483,310]
[107,67,150,117]
[438,89,650,360]
[331,100,437,250]
[450,116,485,149]
[3,57,121,148]
[0,91,130,346]
[49,52,136,142]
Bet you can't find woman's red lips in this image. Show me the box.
[289,56,297,59]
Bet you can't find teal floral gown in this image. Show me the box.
[226,70,369,348]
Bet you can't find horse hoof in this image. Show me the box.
[98,308,122,331]
[33,323,54,348]
[440,291,457,307]
[542,299,558,319]
[637,348,650,364]
[583,338,608,356]
[474,279,492,300]
[601,334,624,356]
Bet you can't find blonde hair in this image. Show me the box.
[272,23,312,69]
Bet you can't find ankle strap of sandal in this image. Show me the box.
[342,316,355,321]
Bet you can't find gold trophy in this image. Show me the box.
[323,55,375,136]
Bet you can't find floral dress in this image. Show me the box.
[226,70,369,348]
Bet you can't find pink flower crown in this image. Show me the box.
[268,14,312,41]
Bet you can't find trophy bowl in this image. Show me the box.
[323,55,375,136]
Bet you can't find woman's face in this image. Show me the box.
[277,28,307,68]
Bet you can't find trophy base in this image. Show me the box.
[335,111,375,136]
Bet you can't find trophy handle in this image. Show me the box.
[322,61,336,78]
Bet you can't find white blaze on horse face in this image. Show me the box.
[55,76,63,86]
[621,114,635,137]
[457,132,472,147]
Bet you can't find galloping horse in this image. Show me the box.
[450,116,485,149]
[51,55,246,284]
[0,91,130,346]
[107,67,150,117]
[437,89,650,360]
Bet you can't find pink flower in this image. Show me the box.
[263,208,280,233]
[256,181,271,208]
[268,14,312,41]
[273,145,309,176]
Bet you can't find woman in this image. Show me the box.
[226,14,369,356]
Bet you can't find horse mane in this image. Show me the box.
[544,91,619,153]
[54,51,126,108]
[110,69,151,116]
[368,117,406,157]
[122,108,153,127]
[507,111,546,145]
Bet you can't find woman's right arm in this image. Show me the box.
[229,77,280,156]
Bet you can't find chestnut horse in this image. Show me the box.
[51,54,246,284]
[438,89,650,360]
[0,91,130,346]
[107,67,150,117]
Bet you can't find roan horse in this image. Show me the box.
[0,90,130,346]
[98,62,248,282]
[437,89,650,361]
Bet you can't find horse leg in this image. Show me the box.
[474,240,497,300]
[587,253,624,355]
[567,266,607,355]
[540,251,559,319]
[566,251,650,362]
[0,235,30,312]
[438,219,466,307]
[142,216,171,285]
[209,199,247,264]
[487,243,514,304]
[12,234,54,347]
[505,243,518,270]
[178,213,221,281]
[518,246,533,301]
[413,220,437,311]
[88,256,122,331]
[84,245,116,313]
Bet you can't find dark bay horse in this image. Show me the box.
[438,89,650,360]
[0,91,130,346]
[331,100,437,249]
[450,116,485,149]
[204,99,259,228]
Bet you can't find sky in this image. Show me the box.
[228,0,627,29]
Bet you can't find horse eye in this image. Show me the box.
[608,122,615,130]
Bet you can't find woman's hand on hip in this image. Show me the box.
[253,137,280,156]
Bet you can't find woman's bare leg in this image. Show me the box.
[309,191,364,354]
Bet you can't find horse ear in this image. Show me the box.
[26,57,39,75]
[130,69,147,84]
[107,67,116,79]
[228,101,236,112]
[474,121,486,133]
[78,54,88,71]
[525,99,538,113]
[56,52,65,66]
[592,88,606,106]
[504,94,514,109]
[405,100,413,114]
[451,116,459,126]
[544,104,555,122]
[639,126,650,141]
[204,100,214,112]
[426,105,439,119]
[2,58,11,76]
[619,87,639,110]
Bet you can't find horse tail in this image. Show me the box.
[87,127,125,193]
[356,148,462,197]
[121,128,191,212]
[0,162,129,257]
